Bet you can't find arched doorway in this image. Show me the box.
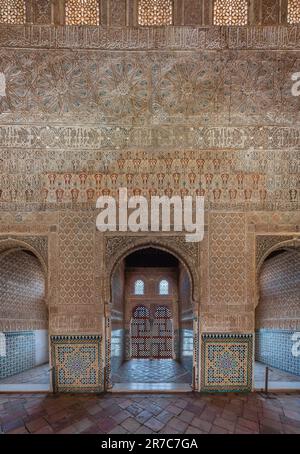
[0,247,50,392]
[109,246,195,392]
[254,242,300,391]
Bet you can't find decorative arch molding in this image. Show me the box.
[255,234,300,307]
[105,234,200,304]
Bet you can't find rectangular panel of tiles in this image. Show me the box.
[201,333,253,392]
[51,335,102,393]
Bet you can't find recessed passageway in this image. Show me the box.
[255,248,300,391]
[110,247,194,392]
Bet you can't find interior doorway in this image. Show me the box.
[0,248,50,392]
[110,247,194,392]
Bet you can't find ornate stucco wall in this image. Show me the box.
[0,3,299,391]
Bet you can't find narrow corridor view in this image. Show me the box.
[110,248,194,391]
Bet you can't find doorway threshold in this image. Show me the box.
[0,384,51,393]
[110,383,193,393]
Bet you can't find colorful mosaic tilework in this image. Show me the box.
[201,333,253,392]
[51,335,102,393]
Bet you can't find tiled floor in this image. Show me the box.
[0,364,50,385]
[255,362,300,383]
[1,392,300,434]
[112,359,192,384]
[1,360,299,393]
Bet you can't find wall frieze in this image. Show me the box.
[1,125,300,149]
[2,25,300,51]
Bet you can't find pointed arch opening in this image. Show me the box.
[254,240,300,391]
[108,245,196,392]
[0,244,50,392]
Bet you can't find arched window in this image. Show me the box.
[288,0,300,24]
[138,0,173,26]
[65,0,100,26]
[0,0,26,24]
[159,279,169,295]
[133,305,149,319]
[134,279,145,295]
[213,0,248,26]
[154,305,171,318]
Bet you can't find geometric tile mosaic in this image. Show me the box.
[51,335,102,393]
[201,333,253,392]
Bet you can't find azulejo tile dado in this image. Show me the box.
[201,333,253,392]
[51,335,102,393]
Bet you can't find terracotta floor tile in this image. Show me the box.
[0,392,300,435]
[156,410,174,424]
[25,417,48,433]
[121,417,141,432]
[109,425,129,434]
[190,417,212,433]
[144,416,165,432]
[178,409,194,424]
[97,417,118,433]
[213,416,236,432]
[210,425,229,434]
[167,416,188,432]
[7,426,29,434]
[136,410,153,424]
